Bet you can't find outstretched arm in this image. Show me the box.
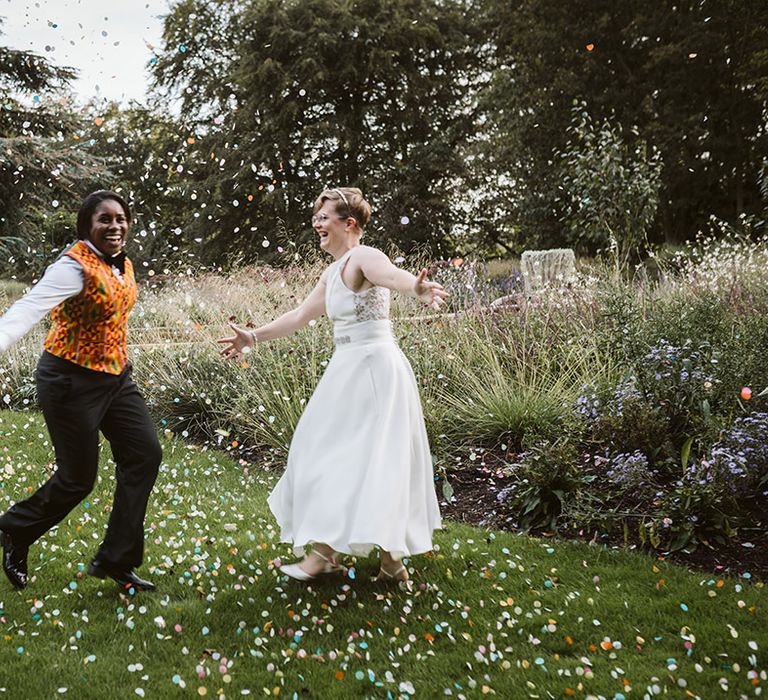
[0,257,84,352]
[217,273,328,361]
[357,247,449,310]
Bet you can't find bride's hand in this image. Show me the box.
[217,322,255,361]
[413,269,449,310]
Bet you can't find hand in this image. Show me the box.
[217,322,255,361]
[413,268,449,310]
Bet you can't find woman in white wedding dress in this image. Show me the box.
[218,187,445,582]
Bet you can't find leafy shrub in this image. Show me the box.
[579,340,720,472]
[497,439,583,532]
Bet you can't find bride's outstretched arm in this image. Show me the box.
[358,247,449,310]
[218,273,328,360]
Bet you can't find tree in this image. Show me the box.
[0,20,103,277]
[80,101,204,273]
[150,0,484,263]
[478,0,768,252]
[557,103,663,264]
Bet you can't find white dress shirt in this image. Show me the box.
[0,241,125,352]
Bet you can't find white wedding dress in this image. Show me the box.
[268,249,442,560]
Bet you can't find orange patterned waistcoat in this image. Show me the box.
[44,240,137,374]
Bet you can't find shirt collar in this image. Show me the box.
[82,239,126,274]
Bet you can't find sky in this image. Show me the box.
[1,0,169,105]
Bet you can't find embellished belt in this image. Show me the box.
[333,320,394,347]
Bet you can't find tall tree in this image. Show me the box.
[81,101,202,272]
[479,0,768,251]
[151,0,484,263]
[0,20,103,277]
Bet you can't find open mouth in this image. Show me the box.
[318,232,329,243]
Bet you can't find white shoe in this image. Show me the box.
[280,548,342,581]
[376,563,409,583]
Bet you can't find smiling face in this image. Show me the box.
[313,201,353,257]
[87,199,129,257]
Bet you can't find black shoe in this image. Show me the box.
[1,530,28,590]
[87,560,156,592]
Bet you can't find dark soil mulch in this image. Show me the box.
[439,457,768,582]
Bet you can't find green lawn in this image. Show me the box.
[0,412,764,699]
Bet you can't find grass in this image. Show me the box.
[0,411,764,699]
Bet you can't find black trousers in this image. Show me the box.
[0,352,162,569]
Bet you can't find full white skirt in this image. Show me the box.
[267,339,441,560]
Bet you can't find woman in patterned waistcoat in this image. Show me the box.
[0,190,161,592]
[218,187,447,583]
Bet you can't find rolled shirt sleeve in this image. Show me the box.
[0,257,84,352]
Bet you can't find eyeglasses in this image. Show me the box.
[311,212,347,226]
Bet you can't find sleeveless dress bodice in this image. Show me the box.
[325,249,393,346]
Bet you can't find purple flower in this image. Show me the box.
[684,412,768,497]
[606,450,655,492]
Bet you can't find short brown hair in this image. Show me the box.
[313,187,371,230]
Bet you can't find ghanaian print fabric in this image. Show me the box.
[44,241,137,374]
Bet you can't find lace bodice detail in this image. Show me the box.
[353,286,390,321]
[326,250,392,326]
